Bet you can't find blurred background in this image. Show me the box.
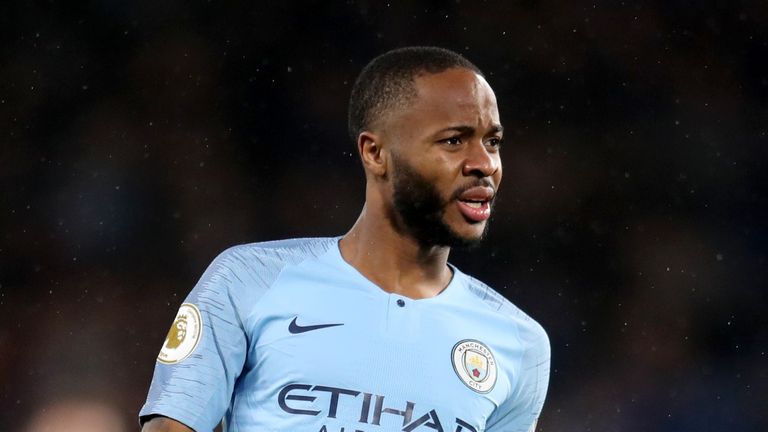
[1,1,766,431]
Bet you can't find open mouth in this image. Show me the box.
[457,199,491,222]
[461,200,486,209]
[456,186,494,222]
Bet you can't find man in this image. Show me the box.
[140,46,550,432]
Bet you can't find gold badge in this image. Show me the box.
[157,303,202,364]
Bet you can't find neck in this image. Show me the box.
[339,204,454,300]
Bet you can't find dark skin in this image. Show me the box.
[340,67,503,299]
[142,416,194,432]
[141,67,503,431]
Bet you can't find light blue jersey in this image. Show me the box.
[140,237,550,432]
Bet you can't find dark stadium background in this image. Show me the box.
[1,1,766,431]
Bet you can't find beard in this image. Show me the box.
[388,153,492,249]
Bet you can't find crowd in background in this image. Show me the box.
[1,1,766,431]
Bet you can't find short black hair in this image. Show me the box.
[347,46,483,142]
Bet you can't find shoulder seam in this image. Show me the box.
[225,237,337,327]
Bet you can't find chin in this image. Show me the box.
[444,224,487,250]
[448,235,484,250]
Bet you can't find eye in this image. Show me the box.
[441,136,463,146]
[486,137,503,149]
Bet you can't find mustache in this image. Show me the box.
[449,179,496,202]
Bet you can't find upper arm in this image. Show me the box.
[138,248,257,430]
[486,324,551,432]
[141,416,195,432]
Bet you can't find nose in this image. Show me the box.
[462,140,500,179]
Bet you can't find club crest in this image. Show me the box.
[157,303,202,364]
[451,339,497,393]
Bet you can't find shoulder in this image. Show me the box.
[211,237,338,274]
[187,237,339,323]
[461,273,549,351]
[192,237,338,299]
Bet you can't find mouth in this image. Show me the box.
[457,200,491,222]
[455,186,495,223]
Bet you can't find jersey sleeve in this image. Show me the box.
[486,322,551,432]
[139,247,262,431]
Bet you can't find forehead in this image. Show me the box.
[414,67,490,95]
[410,68,498,118]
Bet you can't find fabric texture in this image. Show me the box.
[140,237,550,432]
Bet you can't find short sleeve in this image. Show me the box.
[139,248,253,431]
[486,323,551,432]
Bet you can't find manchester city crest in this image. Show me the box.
[451,339,497,393]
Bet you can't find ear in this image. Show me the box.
[357,131,388,177]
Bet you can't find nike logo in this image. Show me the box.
[288,317,344,334]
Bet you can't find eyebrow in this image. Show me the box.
[435,124,504,135]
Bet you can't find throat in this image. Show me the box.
[339,226,454,299]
